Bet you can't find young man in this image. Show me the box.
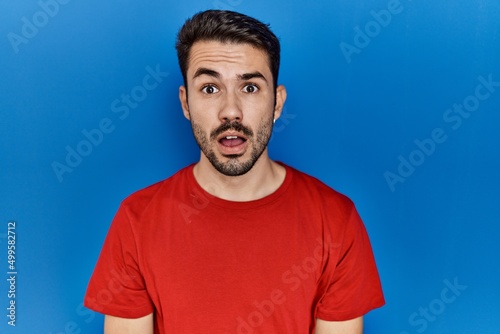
[84,10,384,333]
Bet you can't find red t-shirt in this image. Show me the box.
[84,163,384,333]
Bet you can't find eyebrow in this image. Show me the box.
[193,67,220,80]
[237,71,267,83]
[192,68,268,83]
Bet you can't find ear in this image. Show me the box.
[273,85,287,121]
[179,86,190,120]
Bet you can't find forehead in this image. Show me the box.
[186,40,271,77]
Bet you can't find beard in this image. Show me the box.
[190,116,274,176]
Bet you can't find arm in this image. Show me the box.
[104,313,154,334]
[315,317,363,334]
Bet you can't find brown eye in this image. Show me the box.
[243,84,259,93]
[202,85,219,94]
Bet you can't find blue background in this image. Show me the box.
[1,0,499,333]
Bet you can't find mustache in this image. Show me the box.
[210,121,254,140]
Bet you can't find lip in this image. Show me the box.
[216,131,248,155]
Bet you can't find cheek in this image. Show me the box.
[188,92,220,110]
[242,95,274,112]
[187,102,213,122]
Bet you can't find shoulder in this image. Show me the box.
[120,165,193,216]
[284,163,355,212]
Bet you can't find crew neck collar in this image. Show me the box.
[185,162,293,210]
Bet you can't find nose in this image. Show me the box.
[218,90,243,123]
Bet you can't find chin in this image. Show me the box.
[209,154,258,177]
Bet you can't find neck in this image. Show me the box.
[192,150,286,202]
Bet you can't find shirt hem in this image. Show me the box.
[83,299,154,319]
[315,298,386,321]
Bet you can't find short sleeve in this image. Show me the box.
[84,203,154,318]
[315,203,385,321]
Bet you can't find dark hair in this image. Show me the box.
[176,10,280,89]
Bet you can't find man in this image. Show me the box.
[84,9,384,333]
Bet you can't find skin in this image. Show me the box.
[104,40,363,333]
[179,40,287,201]
[315,317,363,334]
[104,314,153,333]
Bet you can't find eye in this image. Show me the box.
[242,83,259,94]
[201,85,219,94]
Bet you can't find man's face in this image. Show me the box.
[179,40,286,176]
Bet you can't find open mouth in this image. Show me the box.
[217,132,248,155]
[219,135,247,147]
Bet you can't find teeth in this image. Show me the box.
[226,136,238,139]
